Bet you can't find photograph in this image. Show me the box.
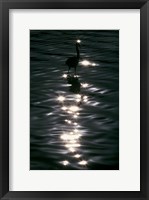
[1,0,149,198]
[30,30,119,170]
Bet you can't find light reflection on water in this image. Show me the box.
[80,60,98,67]
[57,79,88,167]
[30,30,119,170]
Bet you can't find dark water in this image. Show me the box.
[30,30,119,170]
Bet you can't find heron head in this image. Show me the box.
[76,40,81,47]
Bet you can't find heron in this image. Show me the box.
[66,40,81,75]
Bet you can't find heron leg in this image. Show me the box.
[75,67,76,75]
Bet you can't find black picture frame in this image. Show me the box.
[0,0,149,199]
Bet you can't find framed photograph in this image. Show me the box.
[0,0,149,199]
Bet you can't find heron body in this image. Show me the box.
[66,41,80,75]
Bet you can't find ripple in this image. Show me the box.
[30,30,119,170]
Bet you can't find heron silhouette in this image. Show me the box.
[66,40,81,75]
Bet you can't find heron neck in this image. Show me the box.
[76,44,80,59]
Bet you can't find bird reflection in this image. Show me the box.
[67,75,81,93]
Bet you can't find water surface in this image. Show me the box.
[30,30,119,170]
